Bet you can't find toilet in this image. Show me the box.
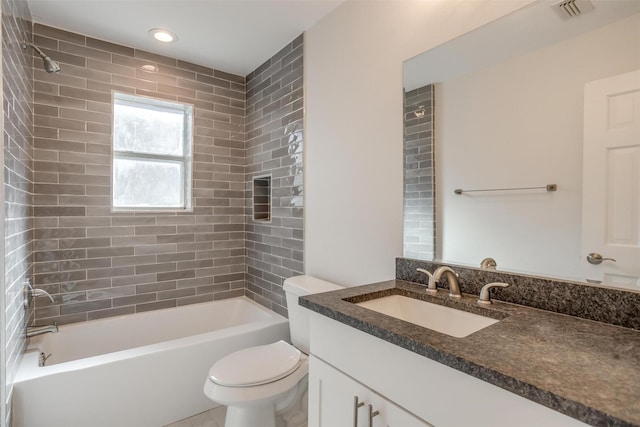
[203,275,342,427]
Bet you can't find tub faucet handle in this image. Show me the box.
[23,279,55,309]
[31,288,55,303]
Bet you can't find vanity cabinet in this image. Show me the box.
[309,355,432,427]
[307,311,589,427]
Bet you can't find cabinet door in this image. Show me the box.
[309,355,373,427]
[370,394,434,427]
[308,356,432,427]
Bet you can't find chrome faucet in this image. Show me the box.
[433,266,462,298]
[26,324,58,338]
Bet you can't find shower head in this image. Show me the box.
[21,42,60,73]
[42,56,61,73]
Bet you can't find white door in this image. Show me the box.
[582,69,640,289]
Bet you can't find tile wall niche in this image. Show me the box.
[2,0,33,423]
[31,24,248,325]
[245,35,304,317]
[403,84,435,260]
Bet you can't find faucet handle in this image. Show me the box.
[416,268,438,294]
[31,288,55,303]
[23,279,55,309]
[478,282,510,305]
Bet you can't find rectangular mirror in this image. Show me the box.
[403,0,640,289]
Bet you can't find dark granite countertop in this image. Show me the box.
[300,279,640,427]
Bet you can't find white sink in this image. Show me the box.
[356,295,499,338]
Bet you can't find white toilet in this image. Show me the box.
[203,275,342,427]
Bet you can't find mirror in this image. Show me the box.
[402,0,640,289]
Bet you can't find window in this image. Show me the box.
[112,93,193,210]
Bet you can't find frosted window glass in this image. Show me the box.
[112,93,192,210]
[114,103,184,156]
[113,158,183,208]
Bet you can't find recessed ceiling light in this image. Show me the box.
[148,28,177,43]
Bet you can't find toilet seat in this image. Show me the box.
[204,353,309,407]
[209,341,302,387]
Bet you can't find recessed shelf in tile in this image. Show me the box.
[253,175,271,221]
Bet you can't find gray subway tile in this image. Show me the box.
[87,266,135,279]
[29,24,303,327]
[112,254,156,267]
[112,273,157,287]
[35,23,86,45]
[60,300,111,315]
[177,294,213,306]
[137,280,177,294]
[87,306,136,321]
[86,37,134,56]
[158,288,195,301]
[157,269,196,282]
[136,299,176,313]
[135,262,177,275]
[59,41,111,62]
[87,286,136,301]
[113,293,156,307]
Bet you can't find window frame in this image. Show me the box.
[111,92,194,212]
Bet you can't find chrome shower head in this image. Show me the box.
[42,56,61,73]
[21,42,60,73]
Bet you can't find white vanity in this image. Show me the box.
[307,312,587,427]
[301,279,640,427]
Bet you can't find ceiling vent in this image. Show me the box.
[552,0,595,20]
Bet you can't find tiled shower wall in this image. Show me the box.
[31,24,248,325]
[245,35,304,317]
[2,0,33,423]
[403,84,435,260]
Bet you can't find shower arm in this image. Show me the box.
[21,42,47,58]
[21,41,60,73]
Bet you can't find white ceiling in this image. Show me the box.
[403,0,640,91]
[27,0,344,77]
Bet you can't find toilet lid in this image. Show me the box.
[209,340,302,387]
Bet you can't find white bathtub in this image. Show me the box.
[12,297,290,427]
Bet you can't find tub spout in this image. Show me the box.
[26,324,58,338]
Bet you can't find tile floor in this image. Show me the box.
[165,406,227,427]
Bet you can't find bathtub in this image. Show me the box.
[12,297,290,427]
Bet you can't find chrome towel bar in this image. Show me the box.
[454,184,557,195]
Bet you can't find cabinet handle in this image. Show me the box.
[368,404,380,427]
[353,396,365,427]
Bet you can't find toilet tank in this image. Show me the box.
[283,275,343,354]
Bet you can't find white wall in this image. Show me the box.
[304,0,534,285]
[437,13,640,280]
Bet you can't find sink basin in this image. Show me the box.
[355,295,499,338]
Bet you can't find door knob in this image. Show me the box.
[586,253,616,265]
